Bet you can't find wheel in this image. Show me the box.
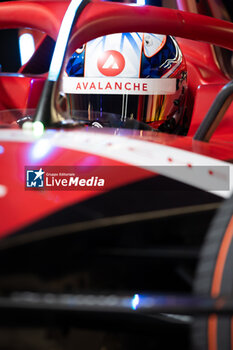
[192,194,233,350]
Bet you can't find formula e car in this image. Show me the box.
[0,0,233,350]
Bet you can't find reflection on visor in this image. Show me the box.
[66,93,168,125]
[144,95,166,123]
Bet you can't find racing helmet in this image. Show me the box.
[62,32,187,132]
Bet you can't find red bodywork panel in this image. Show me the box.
[0,128,232,237]
[0,75,45,113]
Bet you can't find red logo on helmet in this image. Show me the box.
[97,50,125,76]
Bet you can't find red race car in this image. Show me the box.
[0,1,233,350]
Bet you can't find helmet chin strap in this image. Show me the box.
[33,0,90,128]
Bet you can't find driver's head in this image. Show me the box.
[63,32,187,132]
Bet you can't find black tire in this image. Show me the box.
[192,194,233,350]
